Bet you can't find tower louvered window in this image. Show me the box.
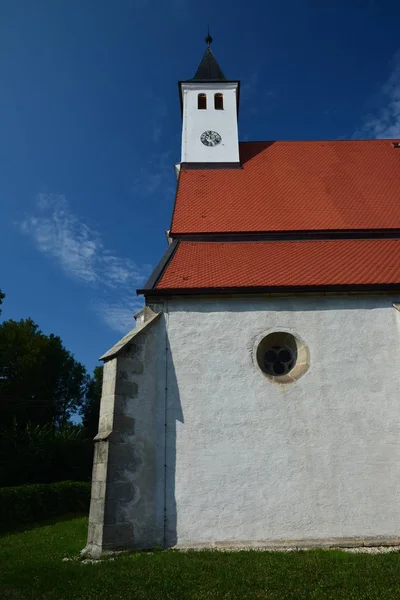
[214,93,223,110]
[198,94,207,109]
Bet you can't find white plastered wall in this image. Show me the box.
[163,295,400,546]
[181,82,239,163]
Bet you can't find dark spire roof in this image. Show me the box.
[190,32,226,81]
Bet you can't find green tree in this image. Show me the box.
[0,289,4,315]
[0,318,88,428]
[81,365,103,439]
[0,420,93,485]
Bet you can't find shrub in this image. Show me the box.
[0,480,91,533]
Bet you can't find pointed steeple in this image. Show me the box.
[191,31,226,82]
[178,32,240,166]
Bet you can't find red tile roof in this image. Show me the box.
[155,239,400,290]
[171,140,400,234]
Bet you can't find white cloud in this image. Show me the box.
[18,193,150,333]
[20,196,99,283]
[357,51,400,138]
[92,298,145,335]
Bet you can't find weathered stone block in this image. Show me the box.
[107,481,138,503]
[91,481,106,499]
[131,359,144,374]
[113,415,135,434]
[108,443,143,470]
[104,499,120,525]
[106,466,130,483]
[92,460,107,482]
[87,522,96,544]
[113,394,127,416]
[89,499,105,524]
[87,522,104,547]
[99,413,113,432]
[103,359,117,381]
[124,342,142,358]
[93,441,108,465]
[118,357,144,375]
[89,524,103,547]
[115,379,138,397]
[103,523,135,549]
[101,375,117,396]
[98,394,115,417]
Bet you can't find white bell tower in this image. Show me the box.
[179,34,240,166]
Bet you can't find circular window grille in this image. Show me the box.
[255,331,310,383]
[264,346,295,376]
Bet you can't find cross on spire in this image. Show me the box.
[205,26,213,47]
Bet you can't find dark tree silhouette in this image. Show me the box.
[81,366,103,439]
[0,318,88,428]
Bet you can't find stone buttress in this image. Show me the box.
[82,307,165,558]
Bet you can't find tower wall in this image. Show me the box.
[181,82,239,164]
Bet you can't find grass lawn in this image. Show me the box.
[1,518,400,599]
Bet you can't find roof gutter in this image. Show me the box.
[138,283,400,296]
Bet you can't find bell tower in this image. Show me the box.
[179,33,240,166]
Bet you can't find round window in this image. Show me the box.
[255,331,310,383]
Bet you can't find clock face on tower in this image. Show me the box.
[200,130,222,147]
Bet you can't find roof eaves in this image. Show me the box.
[137,240,179,295]
[144,283,400,296]
[168,229,400,241]
[169,172,183,233]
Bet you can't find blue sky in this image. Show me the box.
[1,0,400,375]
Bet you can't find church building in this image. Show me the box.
[84,36,400,557]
